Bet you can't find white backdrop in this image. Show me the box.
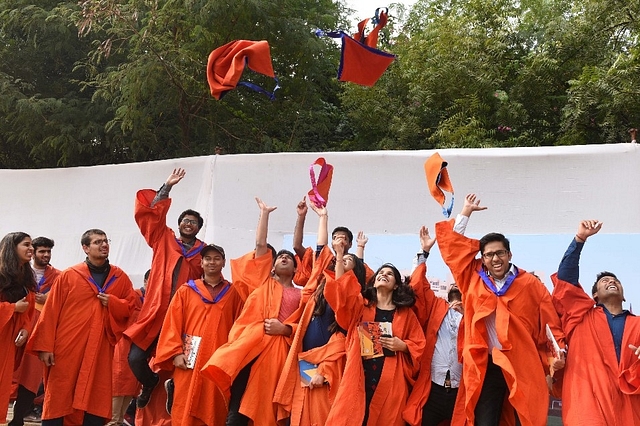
[1,143,638,287]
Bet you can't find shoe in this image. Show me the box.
[123,412,135,426]
[164,378,174,415]
[23,406,42,422]
[136,375,159,409]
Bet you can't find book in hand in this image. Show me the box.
[182,334,202,369]
[299,359,319,387]
[359,321,393,359]
[545,324,563,359]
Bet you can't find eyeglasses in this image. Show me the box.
[482,250,509,260]
[181,218,198,226]
[91,239,111,246]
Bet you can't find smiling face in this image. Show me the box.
[593,275,624,304]
[33,246,52,268]
[374,266,398,292]
[16,237,33,265]
[481,241,512,280]
[201,251,225,278]
[179,214,200,240]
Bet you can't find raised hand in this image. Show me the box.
[309,202,327,217]
[356,231,368,248]
[166,168,186,186]
[419,226,436,252]
[576,220,602,242]
[461,193,487,217]
[255,197,277,214]
[332,235,347,257]
[296,197,308,217]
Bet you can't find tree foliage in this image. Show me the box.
[0,0,639,168]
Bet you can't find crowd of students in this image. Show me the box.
[1,168,639,426]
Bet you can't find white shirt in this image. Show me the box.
[431,307,463,387]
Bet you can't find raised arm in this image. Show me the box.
[255,197,277,258]
[151,168,186,207]
[292,197,308,259]
[309,202,328,247]
[557,220,602,284]
[355,231,368,259]
[453,193,487,235]
[333,235,348,280]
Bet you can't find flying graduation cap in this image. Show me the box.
[316,8,396,87]
[308,157,334,208]
[424,152,455,218]
[207,40,280,100]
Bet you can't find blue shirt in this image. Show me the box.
[558,238,630,361]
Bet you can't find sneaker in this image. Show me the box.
[164,378,174,415]
[23,406,42,422]
[136,375,159,409]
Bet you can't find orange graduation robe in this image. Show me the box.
[13,265,60,395]
[113,288,144,397]
[0,291,35,424]
[323,270,426,426]
[435,219,565,426]
[27,263,137,422]
[201,251,304,426]
[154,278,244,426]
[551,274,640,425]
[126,189,204,350]
[273,246,341,426]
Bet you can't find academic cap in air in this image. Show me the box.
[424,152,455,217]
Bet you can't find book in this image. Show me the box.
[182,334,202,369]
[299,359,319,387]
[358,321,393,359]
[545,324,562,359]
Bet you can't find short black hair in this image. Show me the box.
[144,269,151,281]
[332,227,353,245]
[178,209,203,229]
[32,237,55,250]
[81,229,106,247]
[592,271,619,298]
[274,249,298,268]
[479,233,510,254]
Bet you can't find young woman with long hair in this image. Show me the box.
[0,232,36,424]
[323,236,426,426]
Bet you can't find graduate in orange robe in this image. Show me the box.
[11,237,60,426]
[154,244,245,426]
[28,229,137,426]
[435,194,565,426]
[404,227,464,426]
[202,198,306,426]
[551,219,640,425]
[0,232,36,425]
[126,168,205,409]
[109,283,145,426]
[274,202,358,426]
[323,236,426,426]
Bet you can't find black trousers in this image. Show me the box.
[474,357,521,426]
[127,336,159,388]
[422,382,459,426]
[225,359,256,426]
[41,413,105,426]
[8,385,35,426]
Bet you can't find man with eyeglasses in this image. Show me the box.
[126,168,206,411]
[550,220,640,424]
[435,194,565,426]
[27,229,137,426]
